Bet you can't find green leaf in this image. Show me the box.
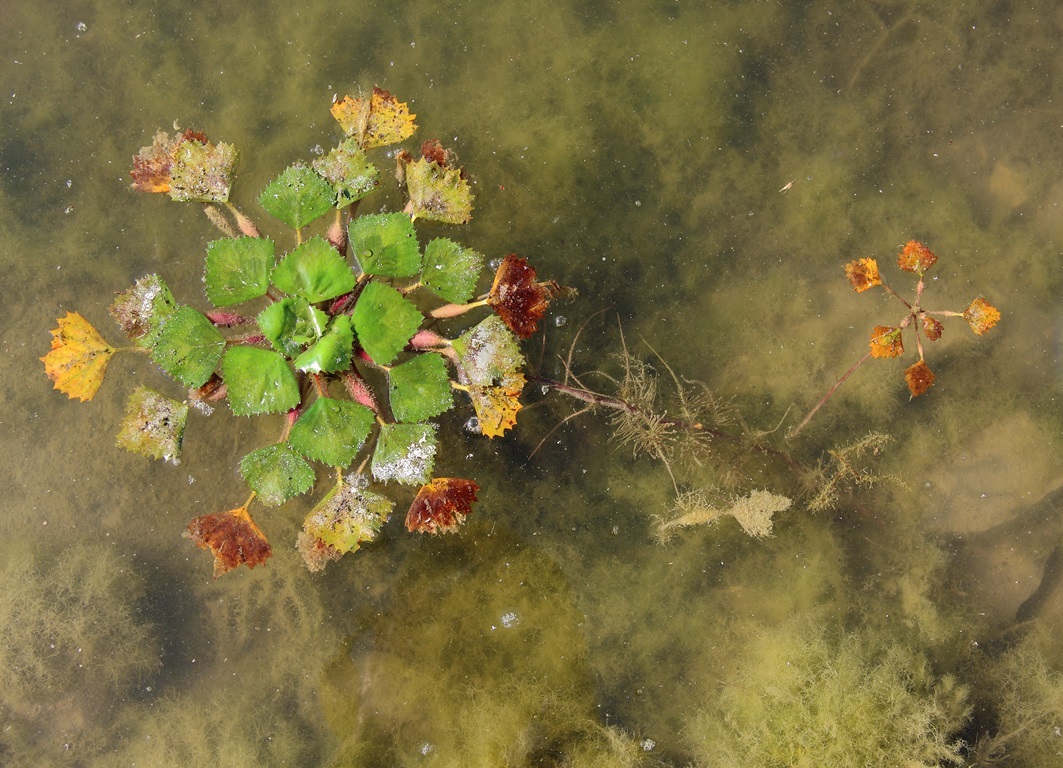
[421,238,484,303]
[258,164,335,229]
[294,315,354,374]
[403,156,473,224]
[221,346,300,416]
[389,353,454,423]
[289,396,375,467]
[115,386,189,463]
[151,306,225,387]
[257,297,329,357]
[371,422,437,485]
[109,274,177,348]
[169,140,239,203]
[239,443,315,506]
[348,212,421,277]
[452,314,525,387]
[270,236,356,303]
[312,137,379,207]
[204,236,274,306]
[351,281,423,366]
[300,474,393,562]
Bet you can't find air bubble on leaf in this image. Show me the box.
[554,315,567,327]
[464,416,481,434]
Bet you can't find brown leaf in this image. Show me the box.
[897,240,937,275]
[869,325,904,359]
[419,138,451,166]
[904,359,936,398]
[183,505,272,578]
[922,316,944,341]
[963,297,1001,336]
[41,312,116,401]
[406,478,479,534]
[844,258,881,292]
[487,254,554,339]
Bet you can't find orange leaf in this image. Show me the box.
[897,240,937,275]
[869,325,904,358]
[330,87,417,149]
[487,254,555,339]
[406,477,479,534]
[183,505,272,578]
[922,316,944,341]
[41,312,116,401]
[963,297,1001,336]
[844,258,881,292]
[904,359,936,398]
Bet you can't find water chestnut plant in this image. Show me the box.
[43,88,567,577]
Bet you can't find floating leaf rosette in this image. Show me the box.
[793,241,1002,436]
[49,93,572,577]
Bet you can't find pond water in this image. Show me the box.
[4,1,1063,765]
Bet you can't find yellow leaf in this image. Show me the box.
[330,87,417,149]
[41,312,116,401]
[470,373,525,438]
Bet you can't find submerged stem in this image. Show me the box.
[789,352,873,439]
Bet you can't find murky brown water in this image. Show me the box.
[4,1,1063,765]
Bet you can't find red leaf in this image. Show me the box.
[183,505,272,578]
[487,254,554,339]
[406,478,479,534]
